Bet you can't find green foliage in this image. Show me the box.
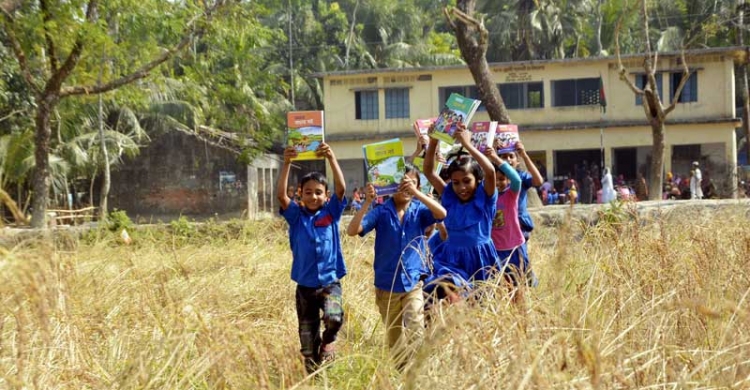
[107,209,133,232]
[169,215,196,238]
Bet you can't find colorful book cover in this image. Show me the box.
[470,121,498,153]
[412,156,442,196]
[413,118,437,140]
[495,124,519,154]
[362,138,406,196]
[286,111,324,160]
[429,93,482,144]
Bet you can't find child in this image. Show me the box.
[276,142,347,374]
[346,165,446,367]
[497,141,543,286]
[484,147,525,302]
[422,123,498,302]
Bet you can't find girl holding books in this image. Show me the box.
[346,165,446,367]
[422,122,498,302]
[484,147,527,304]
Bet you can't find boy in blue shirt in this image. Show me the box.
[276,142,347,374]
[346,165,446,368]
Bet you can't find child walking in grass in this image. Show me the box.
[346,165,446,367]
[497,141,543,287]
[484,147,527,303]
[276,142,347,374]
[422,123,498,302]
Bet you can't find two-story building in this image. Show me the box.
[312,47,743,195]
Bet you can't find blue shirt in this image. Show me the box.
[280,194,347,288]
[518,170,535,233]
[359,198,437,293]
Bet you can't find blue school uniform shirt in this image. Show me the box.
[518,170,535,234]
[359,198,437,293]
[280,194,347,288]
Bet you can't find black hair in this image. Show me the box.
[446,155,483,182]
[403,163,421,188]
[299,171,328,188]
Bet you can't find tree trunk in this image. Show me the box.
[739,0,750,173]
[454,0,511,124]
[30,96,56,228]
[595,0,603,56]
[649,120,665,201]
[97,69,110,220]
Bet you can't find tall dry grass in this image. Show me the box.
[0,204,749,389]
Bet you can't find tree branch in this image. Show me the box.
[614,12,644,96]
[45,0,98,95]
[60,0,226,97]
[40,0,58,74]
[664,50,691,116]
[1,8,40,94]
[443,7,456,31]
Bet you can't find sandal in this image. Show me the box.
[319,343,336,364]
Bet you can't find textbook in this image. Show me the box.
[470,121,498,153]
[286,111,324,160]
[495,124,520,154]
[412,156,442,196]
[413,118,437,141]
[429,93,482,144]
[362,138,406,196]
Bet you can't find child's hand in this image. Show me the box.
[515,141,526,154]
[399,175,418,195]
[364,183,376,203]
[453,122,470,145]
[315,142,334,159]
[283,147,298,163]
[483,145,498,159]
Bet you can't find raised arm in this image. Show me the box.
[346,183,376,236]
[516,141,543,186]
[400,176,447,220]
[276,147,297,210]
[317,142,346,201]
[499,160,522,193]
[424,136,447,196]
[454,123,496,197]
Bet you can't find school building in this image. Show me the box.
[311,46,744,194]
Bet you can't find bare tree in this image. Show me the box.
[445,0,511,124]
[738,0,750,167]
[614,0,694,200]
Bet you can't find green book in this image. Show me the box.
[429,93,482,145]
[362,139,406,196]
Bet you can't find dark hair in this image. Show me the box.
[446,155,483,182]
[300,172,328,188]
[403,163,421,188]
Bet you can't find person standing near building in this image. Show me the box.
[690,161,703,199]
[601,167,616,203]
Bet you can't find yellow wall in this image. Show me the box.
[320,50,740,188]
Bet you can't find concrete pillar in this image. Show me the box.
[604,147,613,171]
[545,149,554,181]
[728,129,739,198]
[247,166,258,220]
[664,144,673,178]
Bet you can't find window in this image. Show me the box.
[551,78,601,107]
[385,88,409,119]
[355,90,379,120]
[439,86,487,111]
[670,71,698,103]
[635,73,663,105]
[499,82,544,109]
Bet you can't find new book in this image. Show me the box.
[412,156,442,196]
[495,124,520,154]
[362,138,406,196]
[470,121,498,153]
[286,111,324,160]
[413,118,437,141]
[429,93,482,144]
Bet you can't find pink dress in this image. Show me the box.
[491,189,524,251]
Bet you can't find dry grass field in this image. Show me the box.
[1,203,749,389]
